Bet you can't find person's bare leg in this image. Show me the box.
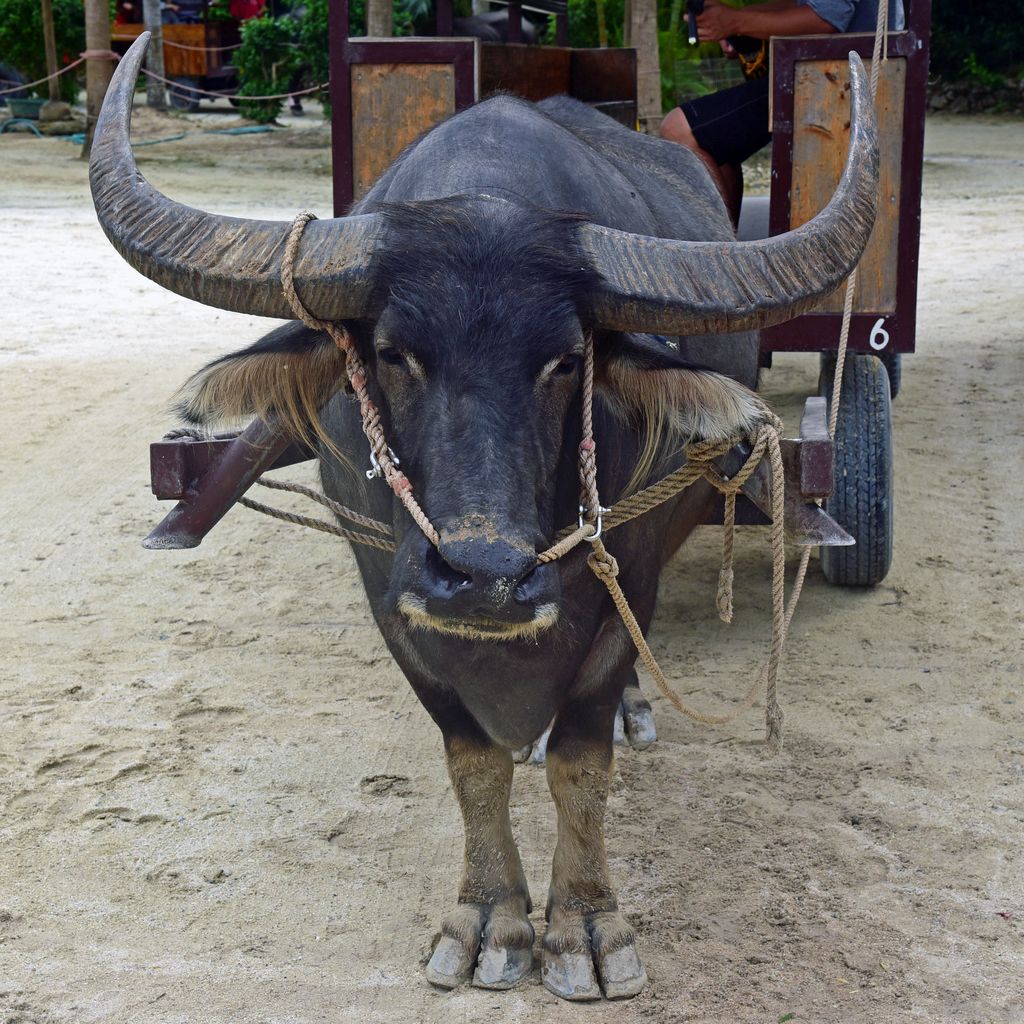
[717,161,743,228]
[659,107,741,227]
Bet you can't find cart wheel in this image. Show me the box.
[821,350,902,400]
[879,350,901,399]
[818,353,894,586]
[168,76,200,113]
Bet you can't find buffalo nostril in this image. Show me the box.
[513,566,543,605]
[425,545,472,597]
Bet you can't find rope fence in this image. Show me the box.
[137,65,326,102]
[0,54,90,96]
[0,46,324,104]
[112,33,242,53]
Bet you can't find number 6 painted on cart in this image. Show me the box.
[869,317,890,351]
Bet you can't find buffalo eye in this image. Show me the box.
[377,346,407,369]
[553,354,582,377]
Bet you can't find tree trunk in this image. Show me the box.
[596,0,608,48]
[81,0,114,159]
[142,0,167,110]
[366,0,393,37]
[629,0,661,133]
[40,0,60,103]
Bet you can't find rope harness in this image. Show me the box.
[238,2,891,752]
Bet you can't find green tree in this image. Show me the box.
[0,0,85,102]
[930,0,1021,81]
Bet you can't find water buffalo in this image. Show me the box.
[91,35,877,1001]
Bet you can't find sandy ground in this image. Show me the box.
[1,106,1023,1024]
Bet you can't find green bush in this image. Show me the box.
[234,14,300,122]
[931,0,1023,81]
[0,0,85,102]
[284,0,418,118]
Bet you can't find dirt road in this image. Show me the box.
[1,109,1022,1024]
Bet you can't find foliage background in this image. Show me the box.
[1,0,1021,113]
[0,0,84,102]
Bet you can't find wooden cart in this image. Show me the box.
[736,0,932,584]
[112,20,240,112]
[142,0,924,577]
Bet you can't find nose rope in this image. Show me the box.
[282,212,440,549]
[278,211,795,751]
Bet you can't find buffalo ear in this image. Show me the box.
[174,320,348,452]
[595,332,768,486]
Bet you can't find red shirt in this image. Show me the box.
[229,0,266,20]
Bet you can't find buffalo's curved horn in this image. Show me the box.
[89,33,382,320]
[579,52,879,335]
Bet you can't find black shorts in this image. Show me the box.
[679,76,771,168]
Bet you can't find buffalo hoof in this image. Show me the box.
[426,903,534,991]
[514,691,656,766]
[598,944,648,999]
[541,950,602,1000]
[621,684,657,750]
[426,934,476,989]
[543,909,646,1001]
[473,944,533,989]
[512,723,551,765]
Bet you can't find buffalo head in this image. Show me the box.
[90,34,879,644]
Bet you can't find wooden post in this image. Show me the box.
[365,0,392,37]
[629,0,661,133]
[142,0,167,109]
[596,0,608,48]
[40,0,60,103]
[81,0,115,158]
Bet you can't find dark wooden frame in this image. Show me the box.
[328,0,635,214]
[329,0,479,215]
[761,0,932,356]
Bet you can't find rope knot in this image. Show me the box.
[586,545,619,581]
[579,438,596,453]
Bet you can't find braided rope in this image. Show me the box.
[281,213,440,548]
[256,478,391,535]
[578,337,601,524]
[238,495,396,551]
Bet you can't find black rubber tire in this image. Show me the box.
[822,349,902,400]
[168,76,200,113]
[818,353,894,586]
[878,350,902,399]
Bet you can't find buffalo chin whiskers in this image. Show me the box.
[398,595,560,642]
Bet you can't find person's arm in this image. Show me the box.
[696,0,837,42]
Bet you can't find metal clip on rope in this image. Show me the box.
[578,504,612,543]
[366,447,400,481]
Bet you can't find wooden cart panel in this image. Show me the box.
[789,56,906,314]
[112,23,235,79]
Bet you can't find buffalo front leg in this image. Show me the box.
[543,699,647,1001]
[426,733,534,991]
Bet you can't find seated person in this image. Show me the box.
[659,0,904,226]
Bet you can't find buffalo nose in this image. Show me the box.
[424,538,545,621]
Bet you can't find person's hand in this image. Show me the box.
[719,38,737,57]
[696,1,740,42]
